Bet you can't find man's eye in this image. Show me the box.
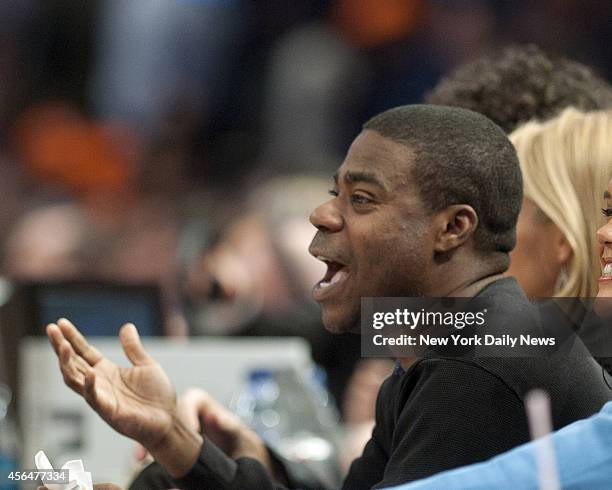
[602,207,612,218]
[328,189,338,197]
[351,193,372,205]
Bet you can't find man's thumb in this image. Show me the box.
[119,323,153,366]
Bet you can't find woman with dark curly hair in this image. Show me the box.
[426,44,612,133]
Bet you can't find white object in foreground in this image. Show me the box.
[35,449,93,490]
[525,389,561,490]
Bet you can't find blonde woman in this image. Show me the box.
[508,107,612,298]
[388,177,612,490]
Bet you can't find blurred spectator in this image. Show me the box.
[0,1,38,133]
[333,0,422,48]
[339,358,394,473]
[2,197,184,331]
[3,202,89,280]
[183,176,329,335]
[259,22,367,174]
[0,154,29,255]
[182,175,361,409]
[426,44,612,132]
[349,0,497,119]
[91,0,243,138]
[5,99,189,333]
[12,102,139,198]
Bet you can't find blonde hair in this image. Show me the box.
[510,107,612,297]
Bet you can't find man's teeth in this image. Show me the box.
[319,269,349,288]
[331,268,349,284]
[603,263,612,277]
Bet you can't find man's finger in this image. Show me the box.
[199,397,242,434]
[57,318,103,366]
[71,351,94,376]
[119,324,153,366]
[134,443,149,461]
[83,369,100,408]
[50,321,101,385]
[59,339,86,393]
[178,388,212,432]
[61,340,95,382]
[46,323,66,356]
[83,370,114,421]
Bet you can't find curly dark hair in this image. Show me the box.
[426,44,612,133]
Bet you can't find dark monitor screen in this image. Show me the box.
[27,282,164,337]
[0,281,164,419]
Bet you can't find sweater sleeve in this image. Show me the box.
[172,437,331,490]
[129,440,327,490]
[358,359,530,489]
[173,438,286,490]
[128,441,285,490]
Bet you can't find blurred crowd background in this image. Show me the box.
[0,0,611,418]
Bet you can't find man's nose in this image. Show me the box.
[310,200,343,233]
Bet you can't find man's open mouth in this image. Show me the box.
[314,255,350,294]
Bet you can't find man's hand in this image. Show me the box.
[177,388,271,465]
[47,318,202,478]
[134,387,275,475]
[47,319,174,448]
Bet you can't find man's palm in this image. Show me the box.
[87,358,175,448]
[47,319,176,450]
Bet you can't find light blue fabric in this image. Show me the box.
[388,401,612,490]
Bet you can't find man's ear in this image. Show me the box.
[433,205,479,253]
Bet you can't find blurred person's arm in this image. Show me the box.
[343,359,395,424]
[341,359,394,473]
[385,401,612,490]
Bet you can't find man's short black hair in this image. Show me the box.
[363,104,522,266]
[425,44,612,133]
